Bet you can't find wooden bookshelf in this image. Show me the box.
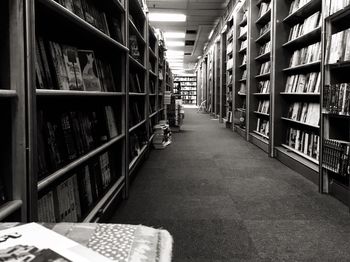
[174,76,197,105]
[225,14,234,127]
[0,0,27,222]
[273,0,322,184]
[321,1,350,210]
[233,1,249,138]
[24,0,129,223]
[248,0,272,153]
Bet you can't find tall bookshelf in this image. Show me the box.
[214,38,221,117]
[248,0,273,153]
[225,15,234,127]
[173,75,197,105]
[0,0,27,222]
[234,0,249,139]
[219,26,227,122]
[273,0,322,183]
[321,1,350,209]
[27,0,128,223]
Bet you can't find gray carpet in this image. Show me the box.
[109,108,350,261]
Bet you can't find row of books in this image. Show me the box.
[289,42,321,67]
[241,9,248,25]
[129,130,148,163]
[36,37,117,92]
[256,119,269,137]
[259,41,271,56]
[289,0,312,15]
[241,54,247,66]
[37,106,118,178]
[239,83,246,94]
[38,151,117,222]
[286,102,320,126]
[54,0,123,43]
[227,59,233,70]
[288,12,321,42]
[130,35,143,63]
[286,127,320,160]
[323,139,350,176]
[227,42,233,54]
[129,100,144,127]
[284,72,321,93]
[174,77,196,81]
[259,61,271,75]
[324,83,350,115]
[242,69,247,79]
[326,28,350,64]
[258,1,271,19]
[325,0,350,17]
[259,21,271,37]
[257,100,270,114]
[258,80,270,94]
[129,73,143,93]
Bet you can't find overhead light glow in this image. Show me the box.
[208,29,214,40]
[197,56,202,59]
[164,32,186,39]
[167,41,185,47]
[149,13,186,22]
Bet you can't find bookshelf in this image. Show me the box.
[248,0,273,153]
[173,76,197,105]
[321,0,350,209]
[234,0,249,139]
[214,38,221,118]
[273,0,322,184]
[26,0,129,223]
[0,0,27,222]
[225,15,234,127]
[208,48,215,113]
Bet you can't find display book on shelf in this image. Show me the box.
[233,0,249,138]
[174,75,197,105]
[272,0,322,183]
[321,0,350,209]
[31,0,128,223]
[225,13,234,126]
[247,0,272,153]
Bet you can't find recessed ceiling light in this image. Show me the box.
[164,32,186,39]
[149,13,186,22]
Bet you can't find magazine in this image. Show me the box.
[0,223,112,262]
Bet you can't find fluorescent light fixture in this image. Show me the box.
[208,29,214,40]
[164,32,186,39]
[167,41,185,47]
[166,51,184,58]
[197,56,202,59]
[149,13,186,22]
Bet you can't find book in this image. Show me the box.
[78,50,102,91]
[0,223,112,261]
[104,106,119,138]
[130,35,140,60]
[286,127,319,160]
[325,0,350,17]
[62,46,85,91]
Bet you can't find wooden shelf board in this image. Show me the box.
[280,144,319,166]
[129,144,148,171]
[255,52,271,62]
[256,30,271,44]
[280,92,320,96]
[148,134,155,143]
[281,117,320,129]
[238,47,247,54]
[283,0,322,24]
[38,0,128,52]
[149,70,157,78]
[239,63,247,69]
[0,90,17,98]
[36,90,125,97]
[129,92,147,96]
[128,19,146,44]
[83,176,125,222]
[238,92,246,96]
[255,72,270,79]
[239,78,247,82]
[251,131,269,141]
[129,55,146,71]
[283,61,321,73]
[237,108,246,112]
[254,111,270,117]
[239,18,247,27]
[149,111,158,118]
[129,119,147,133]
[0,200,22,221]
[256,9,271,25]
[38,134,125,191]
[253,92,270,96]
[149,47,157,59]
[326,5,350,22]
[283,27,321,49]
[327,61,350,69]
[238,32,247,41]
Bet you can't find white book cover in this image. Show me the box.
[0,223,112,262]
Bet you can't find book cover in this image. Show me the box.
[78,50,102,91]
[62,46,85,91]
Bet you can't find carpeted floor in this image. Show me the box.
[109,108,350,261]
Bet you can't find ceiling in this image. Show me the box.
[146,0,229,75]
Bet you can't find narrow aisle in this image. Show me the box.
[110,109,350,261]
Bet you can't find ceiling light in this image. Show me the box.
[149,13,186,22]
[197,56,202,59]
[208,29,214,40]
[167,41,185,47]
[164,32,186,39]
